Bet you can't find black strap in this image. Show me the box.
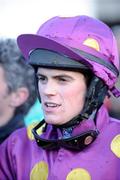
[71,47,119,77]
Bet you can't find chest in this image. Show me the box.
[30,140,120,180]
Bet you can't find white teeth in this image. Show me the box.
[45,102,59,107]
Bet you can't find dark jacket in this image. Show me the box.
[0,114,24,144]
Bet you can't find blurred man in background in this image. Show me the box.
[0,38,37,144]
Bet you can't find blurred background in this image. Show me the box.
[1,0,120,38]
[0,0,95,38]
[0,0,120,122]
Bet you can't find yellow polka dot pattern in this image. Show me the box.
[66,168,91,180]
[30,161,48,180]
[111,134,120,158]
[83,38,100,51]
[27,122,45,140]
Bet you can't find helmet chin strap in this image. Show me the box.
[81,76,108,119]
[34,70,108,129]
[32,75,108,150]
[53,76,108,129]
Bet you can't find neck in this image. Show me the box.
[53,114,84,129]
[0,110,15,127]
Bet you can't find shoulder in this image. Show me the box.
[107,117,120,134]
[0,122,39,151]
[110,117,120,123]
[0,122,41,178]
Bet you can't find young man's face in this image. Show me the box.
[37,68,87,125]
